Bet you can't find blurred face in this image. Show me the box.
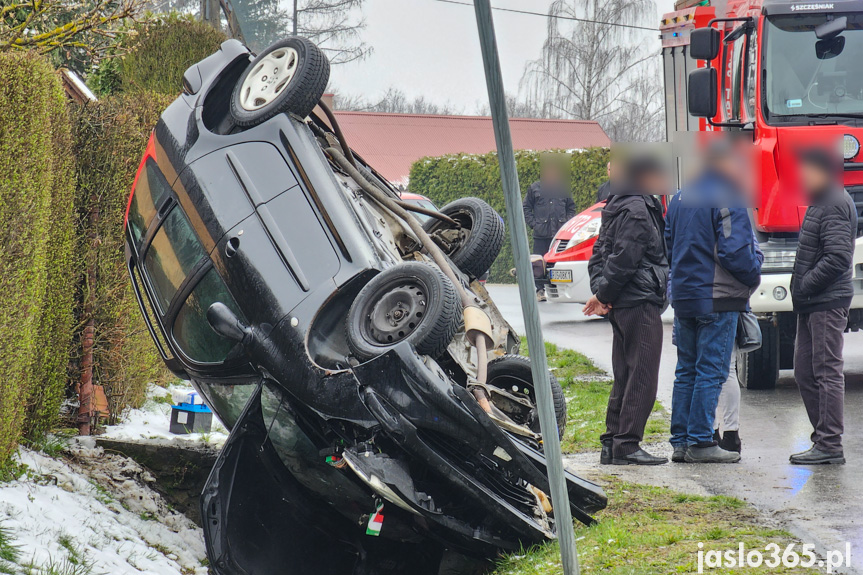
[799,161,832,199]
[542,163,563,185]
[638,171,669,196]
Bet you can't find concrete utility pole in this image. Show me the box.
[200,0,221,29]
[471,2,581,574]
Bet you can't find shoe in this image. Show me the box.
[719,430,741,453]
[713,429,721,443]
[536,289,547,302]
[684,445,741,464]
[790,446,845,465]
[612,448,668,466]
[671,445,687,463]
[600,441,612,465]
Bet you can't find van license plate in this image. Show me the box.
[550,270,572,283]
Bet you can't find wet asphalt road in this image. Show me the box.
[487,284,863,574]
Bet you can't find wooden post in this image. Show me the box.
[78,197,100,436]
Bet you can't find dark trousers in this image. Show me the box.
[601,303,664,457]
[794,307,848,453]
[532,237,552,291]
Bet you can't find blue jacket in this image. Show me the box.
[665,171,762,318]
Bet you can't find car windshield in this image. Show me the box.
[765,12,863,120]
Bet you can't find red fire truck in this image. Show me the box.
[546,0,863,390]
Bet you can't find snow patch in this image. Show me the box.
[100,384,228,448]
[0,444,208,574]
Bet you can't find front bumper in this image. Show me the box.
[749,272,794,314]
[545,261,592,304]
[751,237,863,315]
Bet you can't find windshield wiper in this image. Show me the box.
[773,112,863,123]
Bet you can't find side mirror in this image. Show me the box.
[688,68,718,118]
[690,28,721,61]
[207,302,250,344]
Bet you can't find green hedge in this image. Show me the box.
[0,52,77,462]
[72,92,176,419]
[409,148,609,283]
[91,14,226,96]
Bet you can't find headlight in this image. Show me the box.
[844,134,859,160]
[761,249,797,272]
[570,219,602,245]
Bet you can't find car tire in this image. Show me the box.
[346,262,462,361]
[737,319,779,390]
[230,37,330,128]
[423,197,505,279]
[486,355,566,438]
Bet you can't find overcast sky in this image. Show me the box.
[329,0,678,114]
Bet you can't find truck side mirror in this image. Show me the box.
[207,302,250,344]
[690,28,720,60]
[688,68,718,118]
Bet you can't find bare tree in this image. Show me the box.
[227,0,370,64]
[602,65,664,142]
[0,0,142,56]
[521,0,662,142]
[336,87,461,115]
[475,93,544,118]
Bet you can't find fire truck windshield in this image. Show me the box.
[765,13,863,121]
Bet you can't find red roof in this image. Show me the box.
[331,111,610,185]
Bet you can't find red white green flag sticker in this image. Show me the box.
[366,503,384,536]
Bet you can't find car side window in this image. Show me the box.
[173,268,245,364]
[128,159,171,247]
[143,207,207,313]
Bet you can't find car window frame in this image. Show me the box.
[131,170,250,371]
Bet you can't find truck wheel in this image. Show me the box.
[230,37,330,127]
[423,198,505,279]
[346,262,461,360]
[486,355,566,438]
[737,319,779,390]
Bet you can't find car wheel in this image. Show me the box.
[423,197,505,279]
[346,262,462,361]
[486,355,566,439]
[230,36,330,128]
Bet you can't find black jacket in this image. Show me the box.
[596,180,612,203]
[588,193,669,308]
[523,181,577,239]
[791,190,858,314]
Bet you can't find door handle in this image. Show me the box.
[226,237,240,258]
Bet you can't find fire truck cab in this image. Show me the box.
[661,0,863,389]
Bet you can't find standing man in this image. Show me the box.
[523,156,577,301]
[666,143,762,464]
[790,148,858,465]
[596,162,613,203]
[583,156,669,466]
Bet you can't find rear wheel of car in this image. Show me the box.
[230,37,330,128]
[486,355,566,439]
[423,197,505,279]
[346,262,462,361]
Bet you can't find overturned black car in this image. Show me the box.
[124,36,607,574]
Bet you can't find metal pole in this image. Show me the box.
[292,0,299,35]
[471,3,581,574]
